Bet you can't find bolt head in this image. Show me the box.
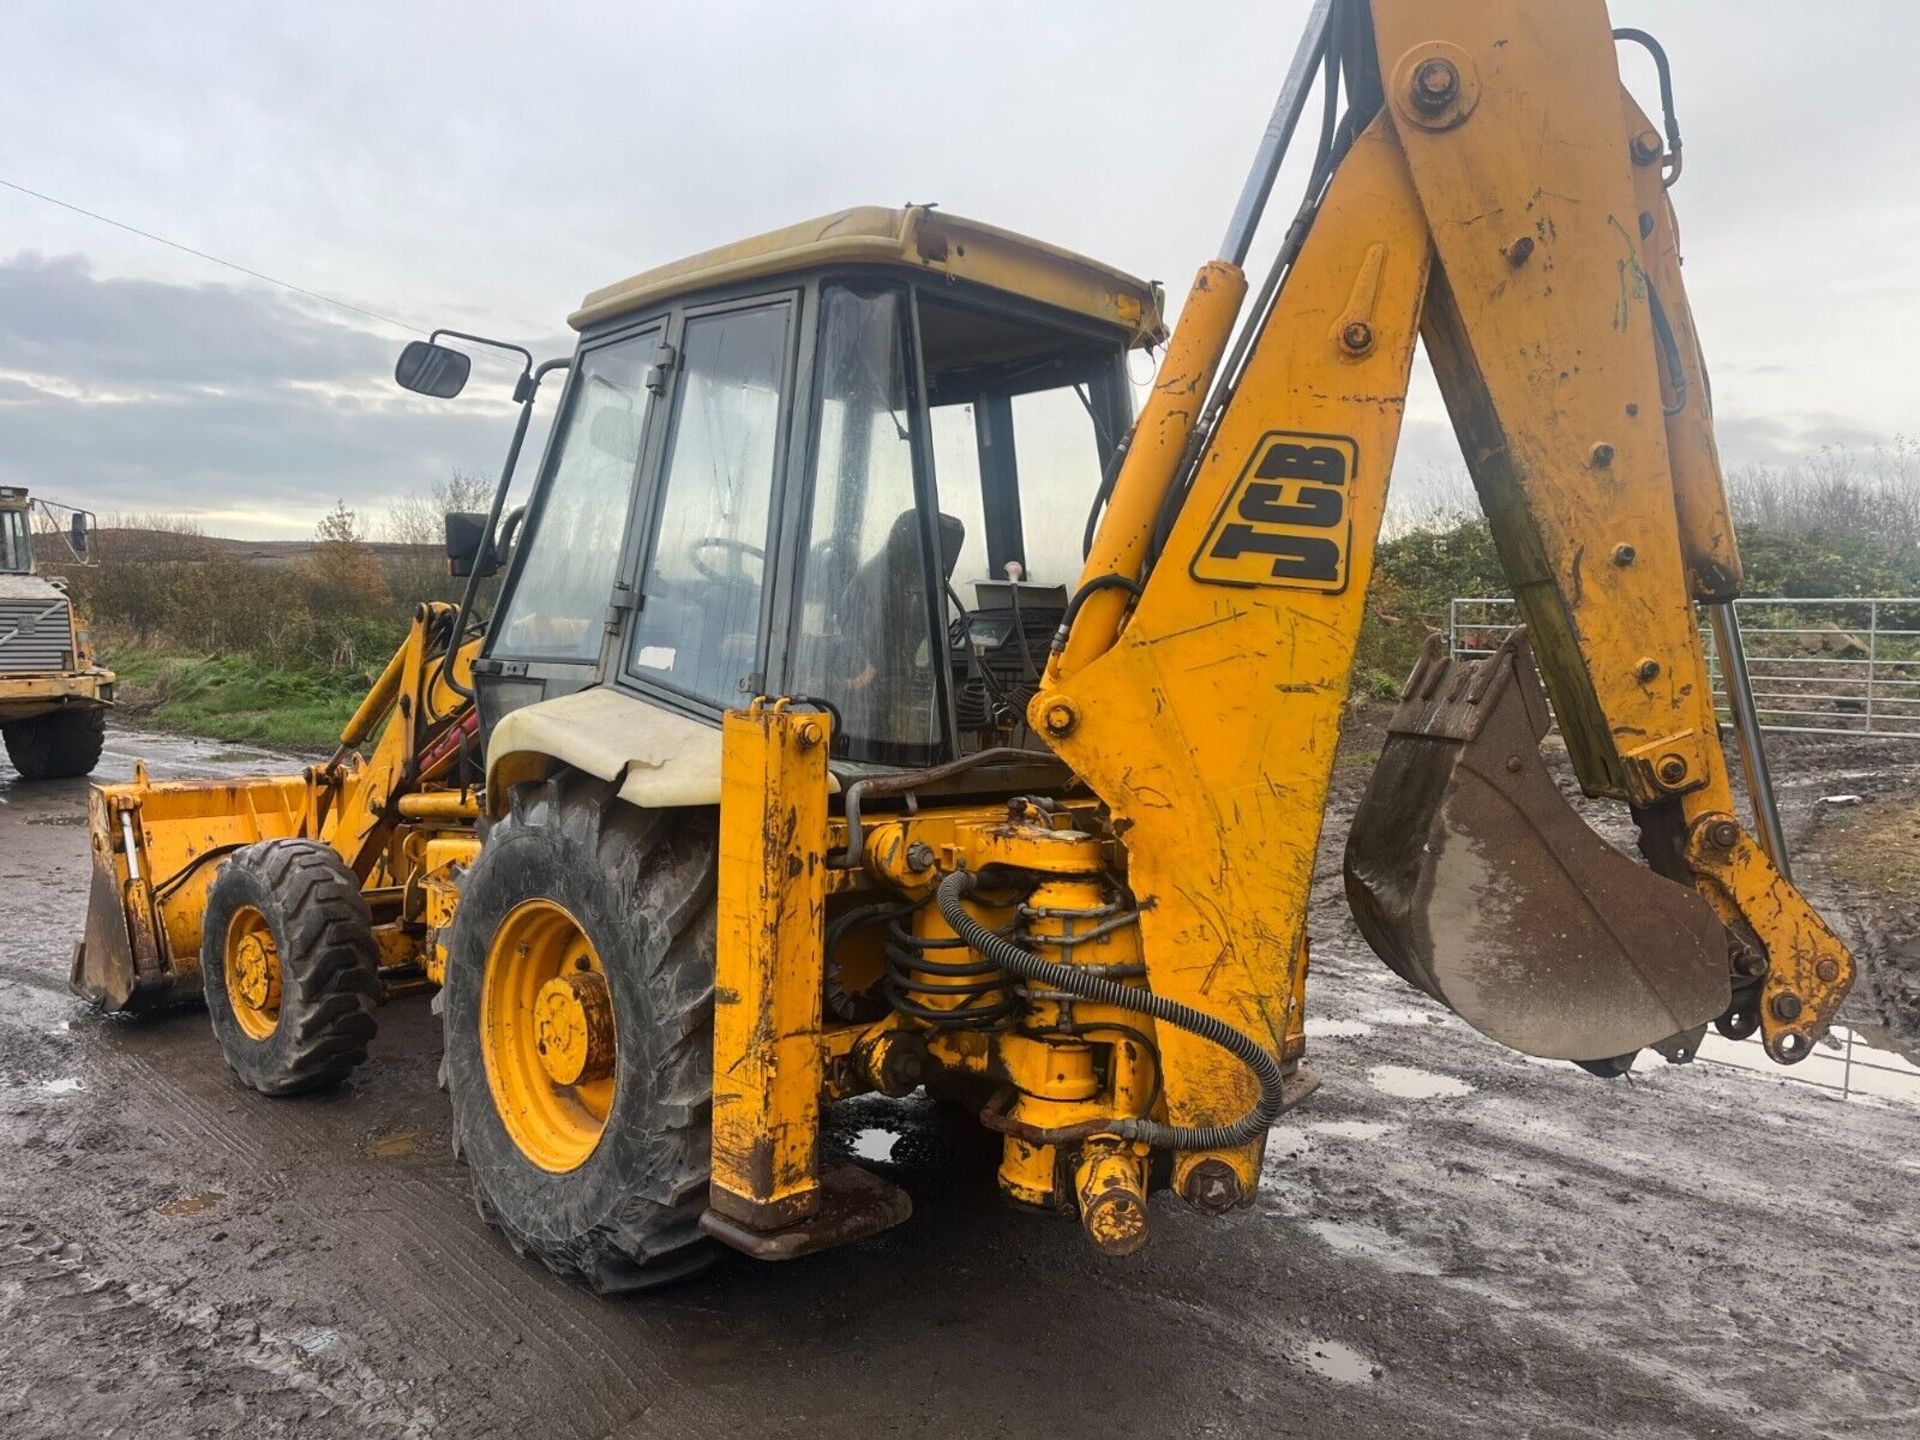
[1631,129,1664,165]
[1816,958,1841,984]
[1707,820,1740,850]
[1505,235,1535,266]
[1590,442,1615,469]
[1340,320,1374,354]
[1411,57,1460,112]
[1656,754,1688,785]
[1042,701,1077,738]
[1771,992,1804,1023]
[1612,543,1637,567]
[1182,1159,1244,1216]
[1637,658,1662,682]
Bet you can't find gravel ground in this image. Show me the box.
[1,720,1916,1439]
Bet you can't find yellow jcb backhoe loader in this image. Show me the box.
[76,0,1853,1287]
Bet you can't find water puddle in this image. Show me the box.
[1297,1338,1380,1385]
[1307,1120,1401,1143]
[1367,1064,1474,1100]
[1362,1005,1448,1028]
[368,1128,425,1159]
[851,1128,900,1163]
[1305,1017,1373,1039]
[40,1077,83,1095]
[1692,1024,1920,1108]
[1305,1219,1440,1277]
[157,1191,225,1217]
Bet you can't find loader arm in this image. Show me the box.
[74,602,482,1011]
[1032,0,1850,1192]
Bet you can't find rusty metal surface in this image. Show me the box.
[1344,632,1730,1061]
[698,1163,911,1262]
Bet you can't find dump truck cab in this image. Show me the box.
[0,486,112,780]
[474,207,1163,802]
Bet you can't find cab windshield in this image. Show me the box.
[0,509,30,574]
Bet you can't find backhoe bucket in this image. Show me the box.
[1343,631,1729,1063]
[72,769,310,1013]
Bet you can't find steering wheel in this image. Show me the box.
[690,536,766,585]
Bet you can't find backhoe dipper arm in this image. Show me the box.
[1033,0,1850,1192]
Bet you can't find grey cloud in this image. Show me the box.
[0,255,547,524]
[0,252,395,389]
[1712,412,1892,470]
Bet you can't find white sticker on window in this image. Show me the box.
[635,645,677,670]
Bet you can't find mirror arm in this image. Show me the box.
[431,328,535,386]
[436,356,572,707]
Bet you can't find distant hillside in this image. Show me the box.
[59,529,439,567]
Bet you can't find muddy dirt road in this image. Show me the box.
[3,725,1918,1439]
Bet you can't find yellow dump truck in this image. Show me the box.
[0,486,111,779]
[78,0,1854,1289]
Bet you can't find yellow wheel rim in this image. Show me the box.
[225,905,282,1041]
[481,899,617,1173]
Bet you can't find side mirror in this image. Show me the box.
[444,512,498,579]
[395,340,472,399]
[69,511,90,557]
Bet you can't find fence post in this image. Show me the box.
[1866,600,1878,733]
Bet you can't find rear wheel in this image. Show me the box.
[444,772,719,1293]
[200,840,381,1095]
[3,707,106,780]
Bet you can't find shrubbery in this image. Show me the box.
[1353,441,1920,700]
[48,443,1920,743]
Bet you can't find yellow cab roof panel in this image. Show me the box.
[569,205,1166,347]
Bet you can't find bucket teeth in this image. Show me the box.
[1343,630,1730,1063]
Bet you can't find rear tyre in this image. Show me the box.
[3,707,106,780]
[444,772,719,1293]
[201,839,381,1096]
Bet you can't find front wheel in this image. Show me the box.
[444,772,719,1293]
[3,707,106,780]
[200,839,381,1095]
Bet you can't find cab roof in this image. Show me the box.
[569,205,1166,347]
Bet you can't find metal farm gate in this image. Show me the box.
[1448,596,1920,740]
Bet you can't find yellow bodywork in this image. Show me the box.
[76,603,483,1011]
[572,204,1168,345]
[1035,117,1433,1198]
[711,702,833,1229]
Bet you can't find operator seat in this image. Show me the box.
[835,510,965,739]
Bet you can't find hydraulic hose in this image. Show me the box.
[936,869,1288,1151]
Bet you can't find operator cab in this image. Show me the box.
[473,207,1164,768]
[0,489,33,574]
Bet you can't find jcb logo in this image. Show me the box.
[1190,432,1356,593]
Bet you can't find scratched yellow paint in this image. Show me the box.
[1035,120,1433,1194]
[711,703,830,1226]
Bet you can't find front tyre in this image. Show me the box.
[200,839,381,1095]
[3,707,106,780]
[444,772,719,1293]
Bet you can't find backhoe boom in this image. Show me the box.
[1033,0,1851,1206]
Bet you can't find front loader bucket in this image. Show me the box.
[72,770,310,1013]
[1343,631,1729,1063]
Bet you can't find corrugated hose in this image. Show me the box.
[935,868,1287,1151]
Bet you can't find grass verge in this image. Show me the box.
[109,649,365,751]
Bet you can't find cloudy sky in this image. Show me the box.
[3,1,1913,538]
